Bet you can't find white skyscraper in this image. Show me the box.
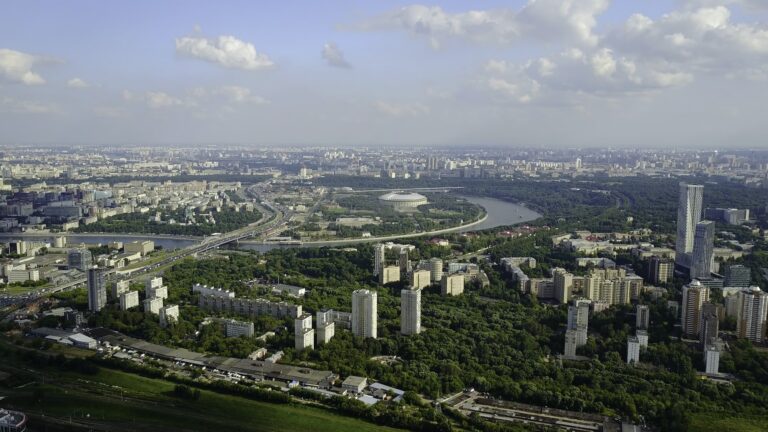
[705,344,721,375]
[316,310,335,344]
[675,183,704,269]
[636,304,650,330]
[400,288,421,335]
[373,244,386,276]
[553,267,573,304]
[681,280,710,338]
[295,313,314,351]
[627,336,640,364]
[352,289,378,339]
[567,298,590,346]
[87,267,107,312]
[737,287,768,343]
[690,220,715,279]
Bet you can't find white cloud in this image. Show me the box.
[123,86,269,110]
[67,77,89,88]
[607,6,768,75]
[175,34,274,71]
[0,48,47,85]
[192,86,270,104]
[375,101,430,117]
[354,0,609,47]
[322,42,352,68]
[0,96,58,114]
[123,90,191,109]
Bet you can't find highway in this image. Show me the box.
[1,184,290,317]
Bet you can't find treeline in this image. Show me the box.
[73,208,262,236]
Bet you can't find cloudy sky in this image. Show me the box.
[1,0,767,148]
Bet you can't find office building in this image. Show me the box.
[428,257,443,282]
[124,240,154,256]
[690,221,715,279]
[316,309,336,344]
[553,267,573,304]
[725,264,751,288]
[700,302,720,347]
[352,289,377,339]
[681,280,709,338]
[411,269,431,289]
[143,297,163,315]
[68,248,92,271]
[119,290,139,311]
[441,274,464,296]
[159,304,179,327]
[379,265,401,285]
[373,243,386,276]
[225,319,255,338]
[737,287,768,343]
[636,304,650,330]
[87,267,107,312]
[675,183,704,269]
[400,288,421,335]
[649,256,674,285]
[112,280,130,298]
[627,336,640,364]
[294,313,314,351]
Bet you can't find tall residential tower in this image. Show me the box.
[675,183,704,269]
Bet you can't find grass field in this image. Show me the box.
[3,366,400,432]
[690,413,768,432]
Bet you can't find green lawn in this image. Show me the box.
[690,413,768,432]
[5,367,401,432]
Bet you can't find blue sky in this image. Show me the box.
[1,0,767,148]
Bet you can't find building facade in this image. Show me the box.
[400,288,421,335]
[352,289,378,339]
[675,183,704,269]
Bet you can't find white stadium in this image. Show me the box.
[378,192,428,209]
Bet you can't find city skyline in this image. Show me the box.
[1,1,768,147]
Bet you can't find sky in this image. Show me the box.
[1,0,767,149]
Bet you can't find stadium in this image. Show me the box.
[378,192,429,210]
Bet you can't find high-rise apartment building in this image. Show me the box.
[700,302,720,347]
[373,244,386,276]
[636,304,650,330]
[294,313,314,351]
[649,256,674,285]
[737,287,768,343]
[690,221,715,279]
[553,267,573,304]
[627,336,640,364]
[316,310,335,344]
[68,248,93,271]
[681,280,710,338]
[725,264,751,287]
[87,267,106,312]
[400,288,421,335]
[352,289,378,339]
[675,183,704,269]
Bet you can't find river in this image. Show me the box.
[0,196,540,253]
